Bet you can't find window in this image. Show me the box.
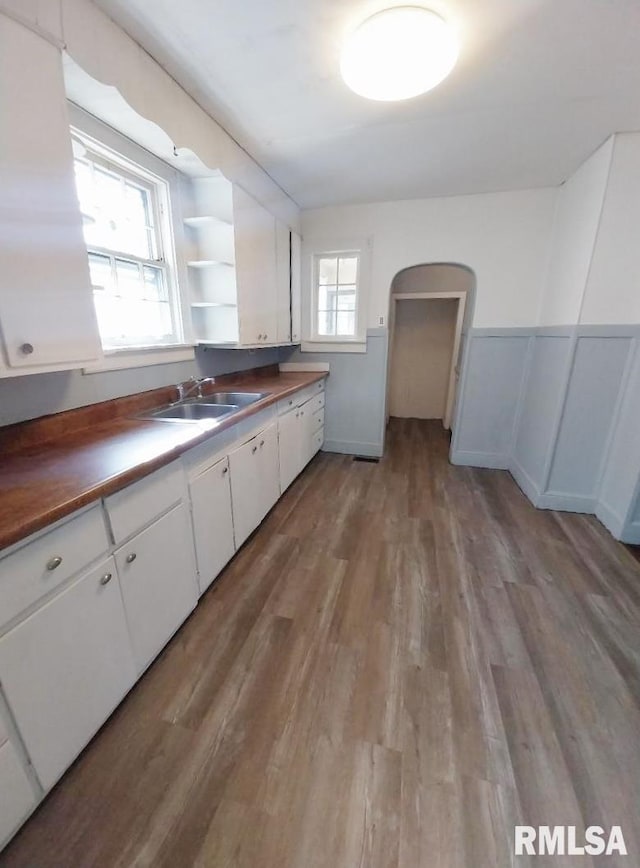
[313,252,360,339]
[72,131,183,351]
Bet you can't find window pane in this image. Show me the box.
[318,257,338,285]
[115,259,144,300]
[337,290,356,312]
[319,285,338,312]
[336,311,355,336]
[73,136,180,352]
[338,256,358,285]
[143,265,167,302]
[318,310,336,336]
[88,252,112,291]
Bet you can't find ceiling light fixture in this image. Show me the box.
[340,6,459,102]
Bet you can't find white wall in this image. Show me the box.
[538,137,613,326]
[581,132,640,325]
[301,187,557,329]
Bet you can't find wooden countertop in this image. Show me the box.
[0,368,327,552]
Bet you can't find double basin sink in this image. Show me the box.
[141,392,270,424]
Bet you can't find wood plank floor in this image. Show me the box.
[3,419,640,867]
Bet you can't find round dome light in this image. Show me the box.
[340,6,459,101]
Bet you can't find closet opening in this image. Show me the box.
[386,263,474,430]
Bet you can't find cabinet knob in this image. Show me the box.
[259,440,265,448]
[222,466,229,475]
[126,552,137,564]
[46,555,63,571]
[20,342,34,355]
[264,334,268,341]
[300,411,304,416]
[251,445,258,454]
[100,572,113,586]
[257,334,263,341]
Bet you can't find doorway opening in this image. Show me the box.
[386,263,474,430]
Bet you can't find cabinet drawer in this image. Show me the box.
[311,428,324,455]
[277,393,299,415]
[0,505,109,629]
[310,408,325,433]
[276,380,325,415]
[305,392,325,415]
[105,461,185,544]
[0,739,35,848]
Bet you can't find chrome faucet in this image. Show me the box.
[174,376,216,403]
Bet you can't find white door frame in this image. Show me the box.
[388,291,466,430]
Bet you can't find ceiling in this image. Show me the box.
[94,0,640,209]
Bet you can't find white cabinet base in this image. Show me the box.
[0,740,36,849]
[0,557,137,791]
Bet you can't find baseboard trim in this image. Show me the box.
[449,450,510,470]
[509,459,541,506]
[596,500,626,538]
[322,439,383,458]
[537,491,596,514]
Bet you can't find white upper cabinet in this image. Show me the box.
[276,221,292,344]
[0,16,101,376]
[233,185,278,345]
[184,175,295,348]
[290,231,302,344]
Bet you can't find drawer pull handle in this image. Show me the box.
[126,553,137,564]
[222,466,229,475]
[100,572,113,586]
[252,445,258,454]
[46,556,63,571]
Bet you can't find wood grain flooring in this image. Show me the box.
[3,418,640,867]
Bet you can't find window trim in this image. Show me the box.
[68,104,195,371]
[303,237,371,353]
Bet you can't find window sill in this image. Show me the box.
[301,339,367,354]
[82,344,196,374]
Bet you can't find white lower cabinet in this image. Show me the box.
[229,422,279,547]
[0,739,35,847]
[278,392,325,492]
[115,503,198,673]
[190,457,236,594]
[278,406,304,492]
[0,557,137,791]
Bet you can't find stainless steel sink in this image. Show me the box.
[194,391,270,407]
[144,402,238,422]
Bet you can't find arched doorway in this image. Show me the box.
[386,263,475,430]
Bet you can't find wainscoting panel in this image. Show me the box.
[451,331,531,468]
[512,334,572,495]
[282,329,388,458]
[547,336,632,499]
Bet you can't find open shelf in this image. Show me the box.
[187,259,235,268]
[184,215,232,228]
[190,301,237,308]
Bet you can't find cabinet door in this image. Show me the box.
[290,231,302,344]
[278,408,302,492]
[0,740,35,848]
[275,221,291,344]
[257,422,280,517]
[115,504,198,672]
[0,557,137,791]
[190,457,236,594]
[0,17,101,373]
[229,435,262,547]
[233,186,278,345]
